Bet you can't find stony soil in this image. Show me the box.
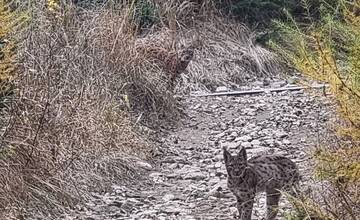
[63,80,332,220]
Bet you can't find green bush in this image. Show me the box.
[271,0,360,219]
[0,0,26,105]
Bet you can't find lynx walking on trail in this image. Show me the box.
[223,147,300,220]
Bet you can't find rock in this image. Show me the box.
[248,148,269,156]
[216,86,229,92]
[160,204,182,214]
[251,139,261,146]
[230,131,238,137]
[282,139,291,145]
[220,123,228,131]
[214,132,226,139]
[214,162,222,169]
[235,135,252,142]
[184,172,207,181]
[221,142,240,150]
[287,76,299,84]
[213,154,223,162]
[168,163,179,169]
[138,209,158,216]
[162,194,175,202]
[181,215,196,220]
[241,141,252,149]
[263,138,275,146]
[192,103,201,110]
[229,207,238,216]
[226,136,236,141]
[275,131,288,138]
[149,172,163,179]
[210,104,219,109]
[253,80,263,87]
[272,80,287,88]
[127,198,140,204]
[210,130,222,135]
[136,161,153,170]
[244,108,256,116]
[207,181,230,198]
[233,117,246,126]
[188,203,196,209]
[166,173,180,179]
[215,170,227,177]
[263,77,271,86]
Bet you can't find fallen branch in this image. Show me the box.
[191,84,328,97]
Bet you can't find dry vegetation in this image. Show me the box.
[183,18,283,92]
[0,0,283,218]
[136,17,284,94]
[127,0,284,93]
[0,2,163,218]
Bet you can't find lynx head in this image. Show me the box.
[223,147,248,177]
[177,45,194,69]
[177,33,201,70]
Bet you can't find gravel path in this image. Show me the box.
[64,81,332,220]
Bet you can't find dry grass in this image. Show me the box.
[134,5,284,93]
[180,17,283,92]
[0,2,176,218]
[119,0,284,93]
[150,2,283,92]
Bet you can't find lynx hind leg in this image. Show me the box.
[266,189,281,220]
[283,165,301,198]
[236,195,255,220]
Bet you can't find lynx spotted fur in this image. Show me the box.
[135,41,194,88]
[223,147,300,220]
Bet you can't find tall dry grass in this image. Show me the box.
[182,17,283,92]
[0,2,177,218]
[137,0,284,93]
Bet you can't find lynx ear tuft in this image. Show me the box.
[238,147,247,161]
[223,147,231,163]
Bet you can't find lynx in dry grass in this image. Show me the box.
[135,42,194,88]
[223,147,300,220]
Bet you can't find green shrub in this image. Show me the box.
[0,0,26,105]
[271,0,360,219]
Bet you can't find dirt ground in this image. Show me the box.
[63,79,333,220]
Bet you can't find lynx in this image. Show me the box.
[135,41,194,88]
[223,147,300,220]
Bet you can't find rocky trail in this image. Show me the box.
[65,80,332,220]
